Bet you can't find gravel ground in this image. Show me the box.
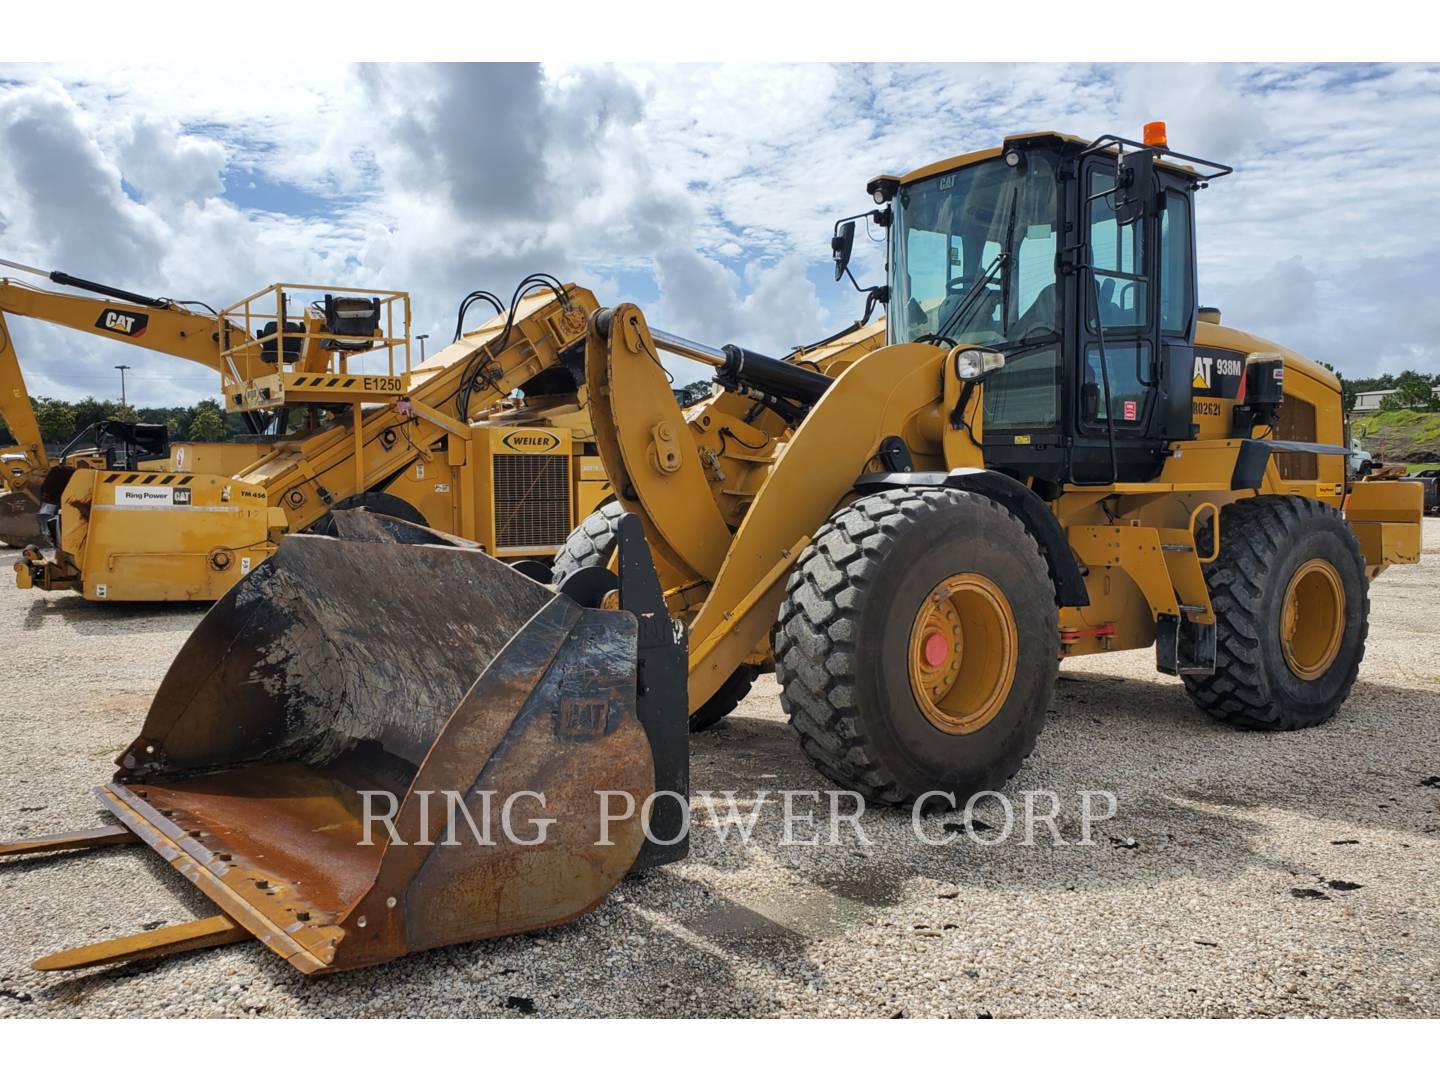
[1,523,1437,1019]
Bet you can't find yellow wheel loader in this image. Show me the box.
[0,263,615,600]
[2,128,1422,976]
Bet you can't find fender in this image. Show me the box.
[853,468,1091,607]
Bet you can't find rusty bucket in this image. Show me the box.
[4,511,688,974]
[0,488,43,548]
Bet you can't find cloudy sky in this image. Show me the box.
[0,62,1436,407]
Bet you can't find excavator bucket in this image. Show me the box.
[0,489,43,548]
[6,510,687,974]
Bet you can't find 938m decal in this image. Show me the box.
[1191,347,1246,398]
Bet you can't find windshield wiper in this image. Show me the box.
[935,186,1020,343]
[998,185,1021,336]
[935,251,1005,342]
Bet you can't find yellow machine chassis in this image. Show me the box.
[580,306,1423,711]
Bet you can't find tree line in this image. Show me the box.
[3,397,246,449]
[15,373,1422,452]
[6,383,720,451]
[1334,370,1439,413]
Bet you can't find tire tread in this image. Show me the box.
[1181,496,1368,731]
[776,488,1056,803]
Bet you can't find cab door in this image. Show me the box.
[1068,159,1195,482]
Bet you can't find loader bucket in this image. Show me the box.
[87,510,688,974]
[0,489,43,548]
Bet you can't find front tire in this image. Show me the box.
[775,488,1059,805]
[1182,496,1368,731]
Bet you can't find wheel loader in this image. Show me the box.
[0,262,620,600]
[1,127,1422,977]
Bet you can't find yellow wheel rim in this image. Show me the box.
[1280,559,1345,681]
[907,573,1018,735]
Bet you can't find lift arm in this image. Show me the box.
[582,304,933,710]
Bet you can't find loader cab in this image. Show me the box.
[881,131,1228,486]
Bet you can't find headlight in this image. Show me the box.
[952,348,1006,381]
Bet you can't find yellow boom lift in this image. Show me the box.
[1,263,617,599]
[3,128,1420,975]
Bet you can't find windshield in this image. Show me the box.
[890,152,1059,348]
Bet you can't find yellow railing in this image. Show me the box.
[217,283,411,396]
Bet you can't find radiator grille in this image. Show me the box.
[1274,397,1318,480]
[491,453,572,549]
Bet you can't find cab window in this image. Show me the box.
[1087,170,1147,329]
[1159,195,1193,335]
[1084,342,1151,425]
[983,346,1060,431]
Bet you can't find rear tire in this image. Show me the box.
[775,488,1059,805]
[689,664,760,732]
[554,501,756,732]
[551,500,625,583]
[1182,496,1368,731]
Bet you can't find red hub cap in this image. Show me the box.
[922,632,950,667]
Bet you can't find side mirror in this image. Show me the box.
[1115,148,1158,226]
[831,220,856,282]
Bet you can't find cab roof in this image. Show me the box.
[897,131,1200,186]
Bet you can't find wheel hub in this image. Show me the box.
[1280,558,1345,680]
[907,573,1018,735]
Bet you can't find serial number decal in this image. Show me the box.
[362,376,404,392]
[1192,399,1223,417]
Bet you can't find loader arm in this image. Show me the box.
[684,342,946,704]
[0,328,50,547]
[585,303,946,709]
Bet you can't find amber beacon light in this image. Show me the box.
[1144,120,1169,147]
